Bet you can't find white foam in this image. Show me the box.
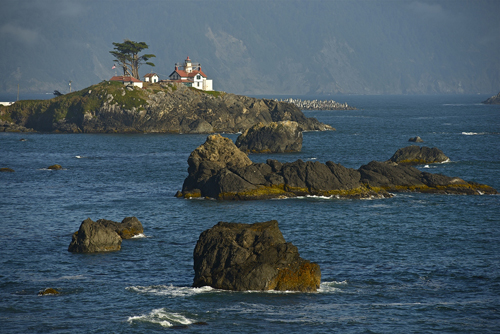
[424,165,430,168]
[318,280,348,293]
[462,131,486,136]
[131,233,147,239]
[127,308,194,328]
[75,155,82,159]
[126,284,215,297]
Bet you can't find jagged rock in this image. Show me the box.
[68,218,121,253]
[0,167,14,172]
[409,136,424,143]
[177,137,497,199]
[388,146,449,165]
[94,216,144,239]
[482,91,500,104]
[47,164,63,170]
[193,220,321,291]
[235,121,302,153]
[180,134,253,197]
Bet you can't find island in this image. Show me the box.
[0,81,332,134]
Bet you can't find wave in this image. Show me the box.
[131,233,148,239]
[127,308,195,328]
[462,132,487,136]
[127,281,346,296]
[126,284,215,297]
[318,280,348,293]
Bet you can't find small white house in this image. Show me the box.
[167,56,213,91]
[110,76,143,88]
[144,73,159,83]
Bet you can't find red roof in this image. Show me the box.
[169,69,207,79]
[110,76,142,83]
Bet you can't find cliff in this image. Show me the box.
[0,81,332,134]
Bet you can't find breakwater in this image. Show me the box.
[276,98,356,110]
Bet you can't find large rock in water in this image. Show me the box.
[177,137,497,199]
[388,146,449,165]
[193,220,321,291]
[235,121,303,153]
[68,217,144,253]
[482,91,500,104]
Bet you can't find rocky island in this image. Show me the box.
[176,134,497,200]
[0,81,332,134]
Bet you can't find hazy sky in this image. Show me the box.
[1,0,499,95]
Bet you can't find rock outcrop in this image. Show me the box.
[408,136,424,143]
[235,121,302,153]
[177,136,497,199]
[0,167,15,172]
[48,164,63,170]
[38,288,60,296]
[0,81,333,134]
[482,91,500,104]
[388,146,449,165]
[193,220,321,292]
[68,217,144,253]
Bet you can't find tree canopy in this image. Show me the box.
[110,40,155,79]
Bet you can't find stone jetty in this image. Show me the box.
[276,98,356,110]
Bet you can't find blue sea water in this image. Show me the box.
[0,95,499,333]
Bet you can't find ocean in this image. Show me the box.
[1,94,499,333]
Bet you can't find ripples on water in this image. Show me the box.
[1,95,499,333]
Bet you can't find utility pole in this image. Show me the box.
[17,83,19,101]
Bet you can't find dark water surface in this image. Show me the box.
[1,95,499,333]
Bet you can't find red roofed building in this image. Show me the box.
[168,56,213,91]
[110,76,144,89]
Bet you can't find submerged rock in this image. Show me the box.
[193,220,321,291]
[0,167,14,172]
[235,121,303,153]
[388,145,449,165]
[177,137,497,199]
[38,288,60,296]
[47,164,63,170]
[68,217,144,253]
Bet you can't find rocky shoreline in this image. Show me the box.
[276,98,356,110]
[0,82,333,134]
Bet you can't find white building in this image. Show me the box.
[168,56,213,91]
[144,73,159,83]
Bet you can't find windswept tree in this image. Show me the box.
[110,40,156,79]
